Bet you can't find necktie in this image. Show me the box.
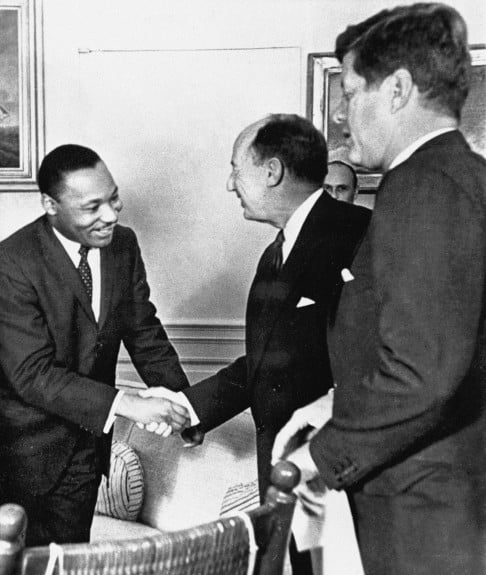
[77,245,92,301]
[269,229,285,277]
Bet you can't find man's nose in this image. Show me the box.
[226,173,235,192]
[99,203,119,223]
[332,98,347,125]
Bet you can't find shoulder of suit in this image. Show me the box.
[335,200,372,227]
[0,216,45,259]
[392,130,486,177]
[111,223,139,246]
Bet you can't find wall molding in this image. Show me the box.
[117,321,245,384]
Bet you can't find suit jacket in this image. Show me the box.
[184,192,371,494]
[310,132,486,570]
[0,216,189,495]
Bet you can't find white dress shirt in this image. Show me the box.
[388,127,456,171]
[52,228,101,321]
[281,188,323,263]
[52,227,122,432]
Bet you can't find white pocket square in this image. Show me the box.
[297,296,316,308]
[341,268,355,282]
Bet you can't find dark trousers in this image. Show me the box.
[349,464,485,575]
[289,534,314,575]
[7,434,102,546]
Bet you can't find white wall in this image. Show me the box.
[1,0,485,325]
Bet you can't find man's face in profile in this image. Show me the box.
[324,162,357,203]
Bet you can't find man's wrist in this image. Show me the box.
[104,390,125,433]
[177,391,200,426]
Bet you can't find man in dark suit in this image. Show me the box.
[0,144,191,545]
[144,113,370,573]
[273,4,486,575]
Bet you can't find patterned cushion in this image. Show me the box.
[220,479,260,517]
[95,441,144,521]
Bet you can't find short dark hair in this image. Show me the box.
[37,144,102,200]
[250,114,328,187]
[328,160,358,191]
[335,3,470,120]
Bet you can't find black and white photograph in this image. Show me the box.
[0,2,485,575]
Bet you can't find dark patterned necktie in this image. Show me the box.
[77,245,92,302]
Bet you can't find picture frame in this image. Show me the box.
[0,0,44,191]
[307,45,486,192]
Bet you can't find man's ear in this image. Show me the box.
[389,68,414,113]
[41,193,59,216]
[267,157,284,187]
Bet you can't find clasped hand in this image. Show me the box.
[117,389,190,437]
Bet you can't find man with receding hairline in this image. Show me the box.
[144,113,370,573]
[273,4,486,574]
[323,160,359,203]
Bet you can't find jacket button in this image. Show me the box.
[256,424,265,433]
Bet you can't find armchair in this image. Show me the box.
[0,461,300,575]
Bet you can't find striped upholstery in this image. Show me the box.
[220,479,260,517]
[95,441,144,521]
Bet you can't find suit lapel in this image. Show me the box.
[38,217,97,324]
[247,192,331,381]
[99,244,115,330]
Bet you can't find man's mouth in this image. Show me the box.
[93,226,115,237]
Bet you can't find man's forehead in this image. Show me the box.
[341,52,363,86]
[60,163,115,199]
[327,163,353,179]
[234,119,267,154]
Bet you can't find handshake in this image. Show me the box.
[115,386,203,445]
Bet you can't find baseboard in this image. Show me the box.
[117,321,245,384]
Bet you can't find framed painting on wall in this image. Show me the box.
[0,0,44,191]
[307,45,486,192]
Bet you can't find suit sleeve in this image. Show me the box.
[310,165,485,488]
[120,230,189,391]
[0,250,117,435]
[182,356,250,432]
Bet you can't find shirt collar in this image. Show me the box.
[388,127,456,171]
[282,188,322,261]
[52,226,98,263]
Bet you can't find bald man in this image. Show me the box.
[145,113,371,573]
[323,160,358,203]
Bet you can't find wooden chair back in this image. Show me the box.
[0,461,300,575]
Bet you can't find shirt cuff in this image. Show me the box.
[103,390,125,434]
[177,391,201,426]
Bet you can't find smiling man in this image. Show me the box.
[143,113,370,573]
[0,144,191,545]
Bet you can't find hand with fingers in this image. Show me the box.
[137,386,204,444]
[271,389,334,464]
[115,391,190,436]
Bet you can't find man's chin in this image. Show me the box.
[88,230,115,248]
[348,148,363,168]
